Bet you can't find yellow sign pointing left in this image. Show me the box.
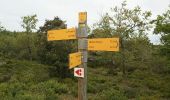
[69,52,82,69]
[47,28,77,41]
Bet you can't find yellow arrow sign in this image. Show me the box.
[47,28,77,41]
[79,12,87,23]
[69,52,82,69]
[88,38,119,51]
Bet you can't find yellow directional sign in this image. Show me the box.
[79,12,87,23]
[88,38,119,51]
[47,28,77,41]
[69,52,82,69]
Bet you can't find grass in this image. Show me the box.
[0,59,170,100]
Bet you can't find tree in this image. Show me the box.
[0,23,5,33]
[153,7,170,60]
[21,15,38,33]
[37,17,75,78]
[91,1,152,75]
[21,15,38,61]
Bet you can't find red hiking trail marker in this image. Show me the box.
[74,68,84,78]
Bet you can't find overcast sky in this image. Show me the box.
[0,0,169,44]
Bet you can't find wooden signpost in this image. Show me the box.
[78,12,88,100]
[47,12,119,100]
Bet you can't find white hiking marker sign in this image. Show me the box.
[74,68,84,78]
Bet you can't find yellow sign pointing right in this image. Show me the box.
[88,38,119,51]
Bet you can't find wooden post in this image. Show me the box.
[78,12,88,100]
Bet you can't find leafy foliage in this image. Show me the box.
[21,15,38,61]
[0,1,169,99]
[37,17,76,78]
[21,14,38,33]
[153,7,170,60]
[90,1,153,75]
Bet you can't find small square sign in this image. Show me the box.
[74,68,84,78]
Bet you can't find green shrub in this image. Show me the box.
[87,82,98,93]
[144,77,161,90]
[137,94,161,100]
[100,88,128,100]
[123,86,138,98]
[31,80,68,94]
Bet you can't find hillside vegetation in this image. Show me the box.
[0,1,170,100]
[0,59,170,100]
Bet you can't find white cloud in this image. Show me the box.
[0,0,169,43]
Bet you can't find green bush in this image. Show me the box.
[144,77,161,90]
[100,88,128,100]
[31,80,68,94]
[123,86,138,98]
